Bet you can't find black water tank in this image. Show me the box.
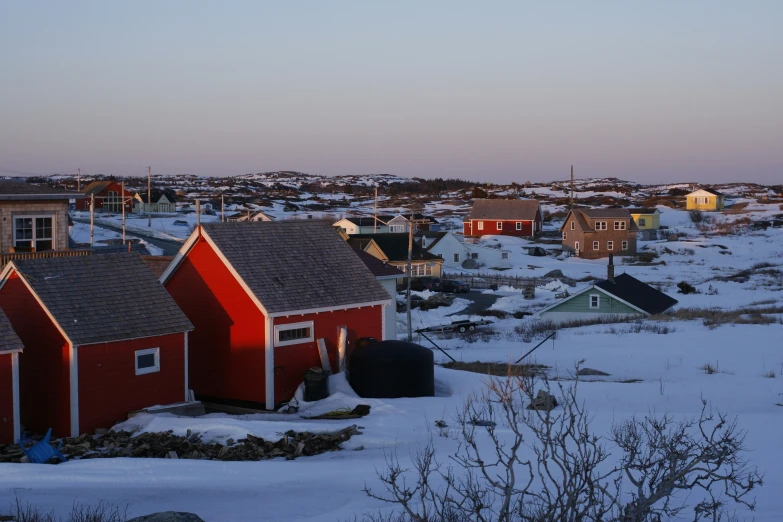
[349,340,434,398]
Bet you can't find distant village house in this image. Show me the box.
[561,208,638,259]
[463,199,542,238]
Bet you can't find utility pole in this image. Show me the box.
[77,168,81,192]
[147,166,152,228]
[569,165,575,209]
[89,193,95,246]
[374,186,378,233]
[121,180,126,245]
[221,194,225,222]
[405,214,432,342]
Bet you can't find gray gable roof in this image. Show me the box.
[0,180,83,200]
[201,221,391,314]
[468,199,540,221]
[11,253,192,345]
[0,308,23,353]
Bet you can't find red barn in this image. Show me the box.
[76,180,134,212]
[0,309,23,444]
[463,199,542,238]
[161,221,392,410]
[0,253,193,438]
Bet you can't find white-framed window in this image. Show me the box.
[135,348,160,375]
[574,241,580,252]
[589,295,600,309]
[412,263,434,276]
[595,221,607,231]
[496,222,503,231]
[275,321,315,347]
[501,252,509,259]
[477,222,484,231]
[622,240,629,250]
[614,221,626,230]
[562,232,567,240]
[593,241,599,250]
[453,253,460,263]
[607,241,614,250]
[638,218,646,227]
[13,215,55,252]
[390,225,405,233]
[516,222,522,230]
[570,221,575,230]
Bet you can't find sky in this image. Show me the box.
[1,1,782,184]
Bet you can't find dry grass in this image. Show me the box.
[701,363,719,375]
[440,361,548,376]
[762,371,776,379]
[659,305,783,328]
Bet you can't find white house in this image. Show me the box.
[387,214,439,233]
[133,194,176,213]
[237,210,275,222]
[418,232,511,270]
[333,216,392,235]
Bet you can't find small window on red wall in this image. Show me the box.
[496,222,502,231]
[135,348,160,375]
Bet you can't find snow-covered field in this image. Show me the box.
[2,207,782,521]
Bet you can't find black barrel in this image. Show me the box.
[303,368,330,401]
[349,340,434,398]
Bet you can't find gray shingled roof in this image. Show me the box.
[0,308,23,353]
[0,180,83,200]
[201,221,391,314]
[468,199,540,220]
[12,253,192,345]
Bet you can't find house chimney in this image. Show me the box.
[607,253,615,283]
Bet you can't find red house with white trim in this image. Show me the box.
[161,221,392,409]
[0,253,193,438]
[0,309,23,444]
[76,181,134,212]
[463,199,542,238]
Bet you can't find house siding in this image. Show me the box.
[165,237,269,405]
[686,195,724,211]
[77,333,186,435]
[0,200,70,253]
[75,182,133,212]
[0,273,71,437]
[273,307,382,402]
[561,216,637,260]
[541,290,641,317]
[0,354,14,444]
[631,213,660,230]
[464,216,541,238]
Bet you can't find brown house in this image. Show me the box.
[0,180,82,254]
[560,208,638,259]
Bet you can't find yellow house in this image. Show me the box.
[627,208,661,230]
[686,188,725,211]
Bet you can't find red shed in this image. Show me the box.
[161,221,392,410]
[0,253,193,438]
[76,181,134,212]
[0,309,23,444]
[463,199,542,238]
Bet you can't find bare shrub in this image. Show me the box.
[689,210,705,223]
[6,499,127,522]
[762,371,776,378]
[360,372,762,522]
[701,363,718,375]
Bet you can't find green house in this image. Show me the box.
[538,273,677,322]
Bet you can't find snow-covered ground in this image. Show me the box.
[2,207,782,521]
[70,222,164,255]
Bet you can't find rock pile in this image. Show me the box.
[0,425,361,464]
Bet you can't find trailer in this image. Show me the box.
[416,319,494,334]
